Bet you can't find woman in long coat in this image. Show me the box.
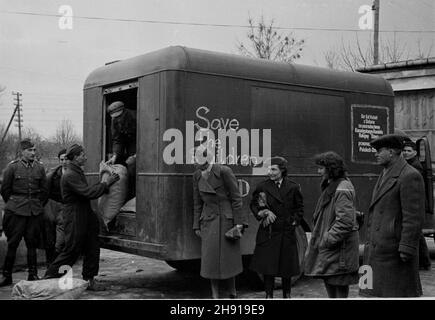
[192,155,248,299]
[250,156,304,298]
[304,151,359,298]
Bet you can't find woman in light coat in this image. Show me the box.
[304,151,359,298]
[192,147,248,299]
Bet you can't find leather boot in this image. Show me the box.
[282,277,291,299]
[27,249,40,281]
[0,256,15,287]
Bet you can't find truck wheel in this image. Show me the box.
[165,259,200,273]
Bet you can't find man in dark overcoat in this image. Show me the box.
[0,139,47,286]
[250,156,304,298]
[402,139,431,270]
[44,144,119,290]
[106,101,136,200]
[360,134,425,297]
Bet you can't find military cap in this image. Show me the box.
[57,148,67,158]
[65,144,84,160]
[370,134,404,150]
[20,138,34,150]
[107,101,125,118]
[270,156,288,167]
[403,139,417,150]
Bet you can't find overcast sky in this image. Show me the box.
[0,0,434,138]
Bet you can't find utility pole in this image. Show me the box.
[12,91,23,141]
[0,104,18,146]
[372,0,380,64]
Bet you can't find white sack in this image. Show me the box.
[12,278,88,300]
[98,161,128,227]
[120,197,136,213]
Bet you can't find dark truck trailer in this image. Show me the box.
[83,46,394,271]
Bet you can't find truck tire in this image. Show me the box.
[165,259,200,273]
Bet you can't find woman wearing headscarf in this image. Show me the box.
[304,151,359,298]
[192,145,248,298]
[250,156,304,298]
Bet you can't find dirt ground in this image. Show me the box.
[1,239,435,300]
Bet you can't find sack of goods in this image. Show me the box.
[12,278,89,300]
[120,197,136,213]
[98,161,128,228]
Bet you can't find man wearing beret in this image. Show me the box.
[0,139,48,286]
[106,101,137,200]
[402,139,431,271]
[360,134,425,297]
[44,144,119,290]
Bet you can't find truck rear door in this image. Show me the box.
[416,137,434,234]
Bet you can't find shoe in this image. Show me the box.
[27,274,40,281]
[0,275,12,287]
[86,278,106,291]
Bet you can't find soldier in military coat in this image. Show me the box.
[0,139,47,286]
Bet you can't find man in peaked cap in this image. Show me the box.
[41,148,68,267]
[360,134,425,297]
[402,138,431,270]
[0,139,48,286]
[106,101,137,200]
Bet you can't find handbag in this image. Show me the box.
[225,225,243,240]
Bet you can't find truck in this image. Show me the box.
[83,46,432,276]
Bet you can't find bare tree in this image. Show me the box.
[237,15,305,64]
[324,35,432,71]
[416,39,434,60]
[0,85,6,106]
[52,119,80,148]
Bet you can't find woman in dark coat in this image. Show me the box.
[304,151,359,298]
[192,147,248,299]
[250,156,304,298]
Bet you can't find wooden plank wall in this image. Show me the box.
[394,89,435,161]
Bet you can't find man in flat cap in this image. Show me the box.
[402,138,431,270]
[106,101,137,200]
[249,156,304,298]
[360,134,425,297]
[0,139,47,286]
[44,144,119,290]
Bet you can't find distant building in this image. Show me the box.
[358,58,435,159]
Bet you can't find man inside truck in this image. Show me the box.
[402,138,431,270]
[106,101,137,200]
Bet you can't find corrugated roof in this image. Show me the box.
[357,57,435,73]
[84,46,393,96]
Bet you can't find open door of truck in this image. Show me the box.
[416,137,434,235]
